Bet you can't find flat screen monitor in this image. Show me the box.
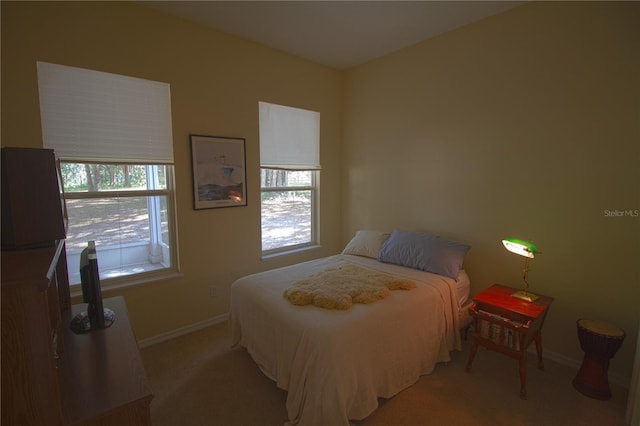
[70,241,115,333]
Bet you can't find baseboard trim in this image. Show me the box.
[138,312,229,349]
[530,347,630,389]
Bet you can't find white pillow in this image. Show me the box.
[342,230,389,259]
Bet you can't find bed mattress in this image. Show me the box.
[456,269,471,307]
[230,254,463,426]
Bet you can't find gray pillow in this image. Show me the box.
[378,229,470,279]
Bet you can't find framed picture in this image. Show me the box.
[190,134,247,210]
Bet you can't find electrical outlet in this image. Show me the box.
[209,286,217,297]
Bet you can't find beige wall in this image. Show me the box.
[1,2,343,339]
[2,0,639,385]
[343,2,639,381]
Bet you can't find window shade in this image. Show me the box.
[37,62,174,164]
[259,101,320,170]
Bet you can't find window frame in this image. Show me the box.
[260,168,319,256]
[62,161,180,292]
[258,101,321,257]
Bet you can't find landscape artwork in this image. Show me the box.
[190,134,247,209]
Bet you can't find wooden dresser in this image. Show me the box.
[1,147,153,425]
[58,297,153,425]
[1,243,68,424]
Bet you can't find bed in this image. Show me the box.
[230,229,471,426]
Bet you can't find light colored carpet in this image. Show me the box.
[141,322,629,425]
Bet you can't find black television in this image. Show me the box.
[70,241,115,334]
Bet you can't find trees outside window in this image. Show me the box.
[62,162,175,285]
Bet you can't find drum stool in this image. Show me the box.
[573,319,625,400]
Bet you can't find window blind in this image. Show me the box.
[37,62,174,164]
[259,101,320,170]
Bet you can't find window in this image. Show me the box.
[60,163,174,285]
[259,102,320,254]
[37,62,178,287]
[261,169,316,252]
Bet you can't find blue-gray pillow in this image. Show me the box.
[378,229,470,279]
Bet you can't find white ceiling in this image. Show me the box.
[142,1,524,70]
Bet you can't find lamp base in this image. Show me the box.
[511,290,539,302]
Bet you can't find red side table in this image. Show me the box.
[466,284,554,399]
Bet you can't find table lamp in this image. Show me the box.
[502,237,539,302]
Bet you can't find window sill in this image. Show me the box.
[69,270,184,299]
[261,244,321,260]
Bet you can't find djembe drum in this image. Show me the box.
[573,319,625,400]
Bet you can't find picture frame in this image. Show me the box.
[190,134,248,210]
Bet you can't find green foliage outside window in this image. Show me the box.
[61,163,166,192]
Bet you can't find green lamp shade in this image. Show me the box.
[502,238,537,258]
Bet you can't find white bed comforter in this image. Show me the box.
[230,254,462,426]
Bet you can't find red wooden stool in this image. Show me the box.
[573,319,625,400]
